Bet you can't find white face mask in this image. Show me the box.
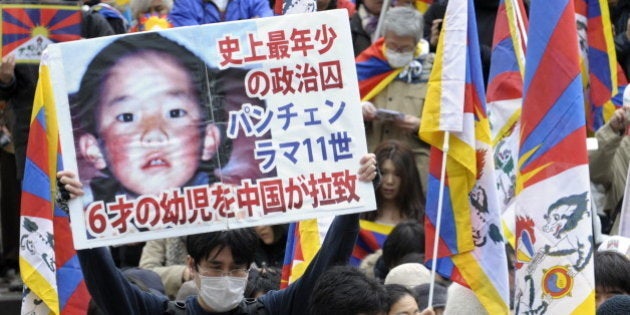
[385,49,414,68]
[198,275,248,312]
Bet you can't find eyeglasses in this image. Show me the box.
[197,265,250,278]
[385,44,415,54]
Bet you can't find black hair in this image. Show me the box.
[362,140,425,222]
[254,224,289,268]
[594,251,630,296]
[70,32,234,187]
[186,228,258,267]
[385,284,415,311]
[309,265,388,315]
[271,224,289,244]
[382,220,425,269]
[397,252,425,265]
[71,32,218,136]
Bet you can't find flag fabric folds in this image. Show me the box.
[575,0,627,131]
[282,218,393,285]
[514,0,595,313]
[356,37,403,102]
[419,0,509,313]
[280,217,331,288]
[350,220,394,267]
[486,0,528,246]
[19,54,90,315]
[356,37,431,102]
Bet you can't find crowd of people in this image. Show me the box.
[2,0,630,314]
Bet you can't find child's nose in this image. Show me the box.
[141,118,169,145]
[142,128,169,145]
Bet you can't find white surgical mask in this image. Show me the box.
[385,49,414,68]
[198,275,247,312]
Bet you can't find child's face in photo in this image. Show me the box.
[96,52,204,195]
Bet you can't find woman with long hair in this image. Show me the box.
[362,139,425,224]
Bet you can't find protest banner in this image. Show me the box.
[0,2,82,63]
[46,9,375,249]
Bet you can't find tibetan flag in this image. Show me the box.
[356,37,403,102]
[419,0,509,313]
[280,217,331,288]
[350,220,394,266]
[575,0,627,131]
[486,0,528,246]
[19,54,90,315]
[514,0,595,313]
[0,4,82,63]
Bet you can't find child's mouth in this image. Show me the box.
[143,158,169,169]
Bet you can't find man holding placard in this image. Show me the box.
[58,153,377,314]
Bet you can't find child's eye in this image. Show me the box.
[169,109,188,118]
[116,113,134,122]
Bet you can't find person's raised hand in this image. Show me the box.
[362,101,377,121]
[400,114,420,133]
[358,153,377,182]
[430,19,443,48]
[609,106,630,135]
[57,170,84,199]
[0,55,15,85]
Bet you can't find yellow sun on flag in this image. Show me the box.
[31,25,50,38]
[143,16,172,31]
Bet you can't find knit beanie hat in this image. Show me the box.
[597,295,630,315]
[443,282,488,315]
[384,263,432,288]
[413,283,447,310]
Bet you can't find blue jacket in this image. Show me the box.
[169,0,273,27]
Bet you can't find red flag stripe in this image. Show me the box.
[21,191,52,219]
[520,5,580,139]
[26,119,49,172]
[520,127,588,188]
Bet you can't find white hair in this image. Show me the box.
[130,0,173,19]
[383,7,424,43]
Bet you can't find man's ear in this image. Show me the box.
[186,255,196,276]
[79,133,107,170]
[201,124,221,161]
